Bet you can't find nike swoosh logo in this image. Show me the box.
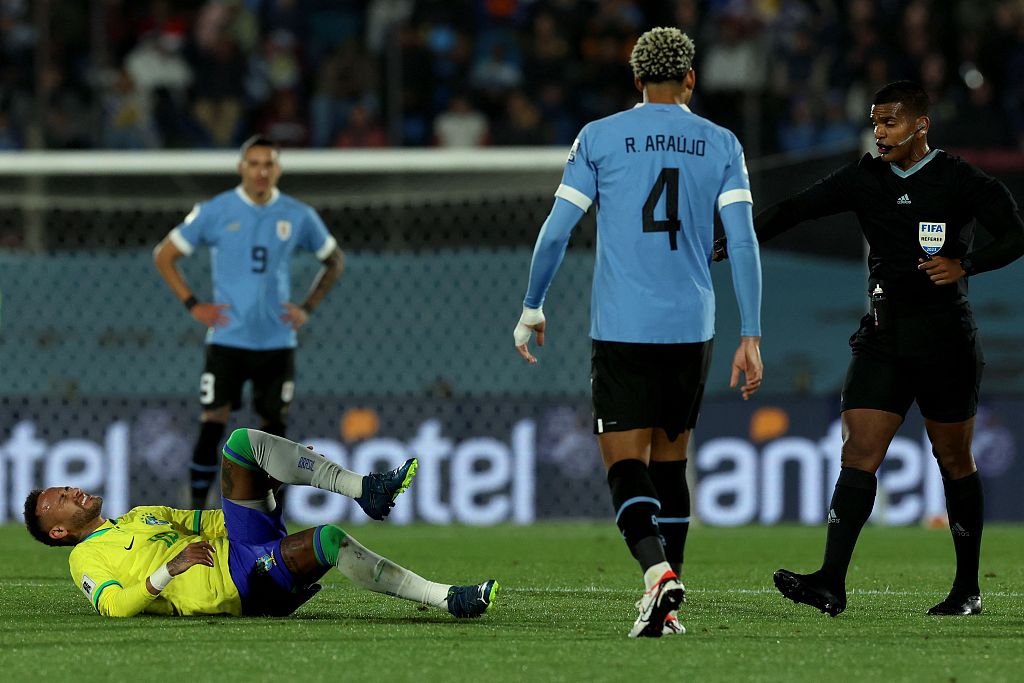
[124,539,134,551]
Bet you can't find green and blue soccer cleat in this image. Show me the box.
[446,579,500,618]
[354,458,418,520]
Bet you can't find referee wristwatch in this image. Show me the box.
[959,257,975,276]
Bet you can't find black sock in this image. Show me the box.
[650,460,689,577]
[191,421,226,509]
[819,467,877,587]
[607,459,665,572]
[944,472,984,596]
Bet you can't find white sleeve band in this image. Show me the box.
[315,235,338,261]
[149,563,173,591]
[168,228,195,256]
[554,184,593,212]
[718,188,753,210]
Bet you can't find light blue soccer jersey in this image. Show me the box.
[545,103,755,343]
[169,187,337,350]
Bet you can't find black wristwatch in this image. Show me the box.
[183,295,198,311]
[959,257,975,276]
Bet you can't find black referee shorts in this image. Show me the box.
[841,306,983,423]
[200,344,295,422]
[591,338,713,442]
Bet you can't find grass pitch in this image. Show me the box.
[2,522,1022,682]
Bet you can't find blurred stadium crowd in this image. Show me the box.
[1,0,1023,155]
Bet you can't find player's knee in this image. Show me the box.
[314,524,347,566]
[931,447,973,479]
[225,428,250,451]
[840,440,883,472]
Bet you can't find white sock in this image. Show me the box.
[643,561,674,591]
[334,533,450,609]
[246,429,363,498]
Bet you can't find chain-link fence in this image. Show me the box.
[2,148,1023,523]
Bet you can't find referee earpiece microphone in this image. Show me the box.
[895,123,926,147]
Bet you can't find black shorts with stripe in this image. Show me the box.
[591,339,713,441]
[201,344,295,421]
[841,303,983,423]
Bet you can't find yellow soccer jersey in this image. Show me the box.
[69,506,242,617]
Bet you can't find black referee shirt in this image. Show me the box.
[756,150,1024,307]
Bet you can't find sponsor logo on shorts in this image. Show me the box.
[298,456,315,471]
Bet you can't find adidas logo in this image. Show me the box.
[951,523,970,537]
[897,194,911,205]
[827,508,840,525]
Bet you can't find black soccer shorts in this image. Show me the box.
[841,307,984,423]
[591,338,713,441]
[200,344,295,421]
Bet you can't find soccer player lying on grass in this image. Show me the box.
[23,428,499,619]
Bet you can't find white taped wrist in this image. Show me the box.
[514,306,544,345]
[149,563,173,591]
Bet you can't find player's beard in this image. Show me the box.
[71,496,103,529]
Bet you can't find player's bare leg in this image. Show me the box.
[924,417,983,615]
[775,409,902,616]
[600,428,684,637]
[278,526,498,618]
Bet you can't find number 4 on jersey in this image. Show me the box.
[643,168,681,250]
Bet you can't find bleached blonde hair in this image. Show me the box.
[629,27,695,83]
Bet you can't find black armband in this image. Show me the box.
[183,295,199,311]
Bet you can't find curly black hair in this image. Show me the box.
[24,489,69,547]
[629,27,696,84]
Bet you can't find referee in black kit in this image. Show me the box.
[716,81,1024,617]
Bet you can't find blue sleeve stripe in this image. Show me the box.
[222,445,259,470]
[656,516,691,524]
[615,496,661,523]
[92,580,122,612]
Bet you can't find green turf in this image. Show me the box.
[2,521,1022,682]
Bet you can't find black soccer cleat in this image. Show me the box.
[927,592,982,616]
[773,569,846,617]
[446,579,500,618]
[354,458,418,521]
